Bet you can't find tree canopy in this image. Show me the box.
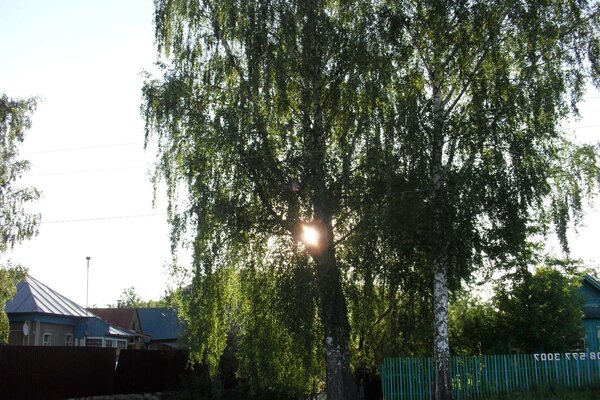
[0,94,40,252]
[376,0,599,395]
[143,1,600,399]
[450,263,586,355]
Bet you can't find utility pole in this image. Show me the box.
[85,256,90,346]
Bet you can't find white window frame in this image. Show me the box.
[104,338,128,349]
[85,337,104,347]
[42,333,52,346]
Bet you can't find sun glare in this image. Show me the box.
[302,224,320,247]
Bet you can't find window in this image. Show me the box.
[42,333,52,346]
[116,340,127,349]
[65,334,73,346]
[86,338,103,347]
[105,339,115,348]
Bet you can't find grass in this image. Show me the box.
[482,386,600,399]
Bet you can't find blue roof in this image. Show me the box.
[6,276,91,318]
[584,275,600,292]
[137,308,181,341]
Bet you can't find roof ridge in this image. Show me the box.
[6,276,94,318]
[584,274,600,292]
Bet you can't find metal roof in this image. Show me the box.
[90,308,137,330]
[584,274,600,292]
[5,276,91,318]
[107,325,136,338]
[137,308,182,341]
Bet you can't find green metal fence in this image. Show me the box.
[380,352,600,399]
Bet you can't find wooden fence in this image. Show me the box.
[0,345,116,400]
[0,346,188,400]
[380,352,600,399]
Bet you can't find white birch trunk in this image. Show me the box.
[431,75,453,400]
[433,259,451,400]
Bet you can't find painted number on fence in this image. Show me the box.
[534,352,600,361]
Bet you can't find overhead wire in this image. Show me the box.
[27,165,149,177]
[41,212,166,224]
[23,142,144,155]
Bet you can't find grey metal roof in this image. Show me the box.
[5,276,91,318]
[107,325,136,338]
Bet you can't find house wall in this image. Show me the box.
[8,318,77,346]
[9,320,40,345]
[38,322,74,346]
[581,281,600,305]
[581,277,600,352]
[583,319,600,352]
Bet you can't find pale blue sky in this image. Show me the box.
[0,0,172,307]
[0,1,598,307]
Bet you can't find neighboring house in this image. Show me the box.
[89,307,149,349]
[137,308,183,350]
[5,276,134,349]
[581,274,600,352]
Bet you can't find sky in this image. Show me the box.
[0,0,171,307]
[0,0,599,307]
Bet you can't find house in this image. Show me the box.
[89,307,149,349]
[5,276,135,348]
[137,308,183,350]
[87,307,183,350]
[581,274,600,352]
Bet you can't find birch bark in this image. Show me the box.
[430,76,452,400]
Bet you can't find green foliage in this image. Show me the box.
[374,0,600,286]
[494,265,585,353]
[0,93,39,345]
[113,287,144,308]
[144,0,381,397]
[110,286,174,308]
[0,265,27,344]
[450,262,585,355]
[449,294,501,356]
[373,2,599,395]
[0,94,40,252]
[236,256,323,397]
[143,0,600,397]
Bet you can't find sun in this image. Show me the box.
[301,224,320,247]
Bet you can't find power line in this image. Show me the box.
[23,142,144,155]
[27,165,149,177]
[41,212,166,225]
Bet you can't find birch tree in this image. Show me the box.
[0,93,39,343]
[380,1,599,398]
[143,1,599,398]
[0,94,40,251]
[143,1,383,398]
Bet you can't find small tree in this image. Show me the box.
[0,94,40,251]
[111,286,172,308]
[0,265,27,343]
[114,287,144,308]
[449,293,501,355]
[494,266,585,353]
[0,94,39,344]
